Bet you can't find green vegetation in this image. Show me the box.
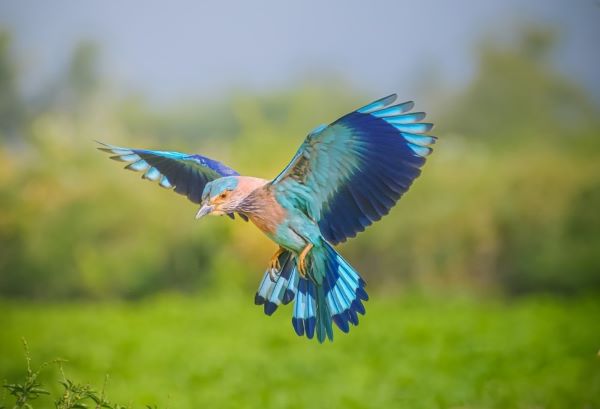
[1,295,599,409]
[1,340,133,409]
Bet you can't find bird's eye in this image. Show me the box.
[220,192,227,199]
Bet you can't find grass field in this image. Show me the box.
[1,294,599,409]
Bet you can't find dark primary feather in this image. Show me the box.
[97,141,238,204]
[271,94,436,244]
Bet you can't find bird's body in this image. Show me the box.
[98,94,436,342]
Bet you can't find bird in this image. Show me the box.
[98,94,435,343]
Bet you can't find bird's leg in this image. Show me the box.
[268,247,285,281]
[297,243,313,279]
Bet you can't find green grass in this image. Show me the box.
[1,294,599,409]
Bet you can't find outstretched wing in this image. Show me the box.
[271,94,435,244]
[97,141,239,204]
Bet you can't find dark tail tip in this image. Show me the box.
[264,302,278,316]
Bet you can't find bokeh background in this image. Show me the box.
[0,1,599,408]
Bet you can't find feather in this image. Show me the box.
[391,122,434,134]
[159,175,173,189]
[356,94,397,113]
[401,133,437,146]
[384,112,427,124]
[143,167,161,181]
[125,160,149,172]
[370,101,415,117]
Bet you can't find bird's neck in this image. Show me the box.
[231,176,269,214]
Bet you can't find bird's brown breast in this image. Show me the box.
[242,186,287,235]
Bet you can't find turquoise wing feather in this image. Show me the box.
[271,94,435,244]
[97,141,239,204]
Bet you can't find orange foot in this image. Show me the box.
[297,243,313,279]
[268,247,285,281]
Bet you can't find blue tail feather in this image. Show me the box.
[292,241,368,343]
[292,277,317,339]
[254,250,298,316]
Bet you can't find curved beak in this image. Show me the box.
[195,203,214,219]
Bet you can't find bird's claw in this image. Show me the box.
[268,259,281,282]
[297,243,313,279]
[298,258,307,279]
[268,248,283,282]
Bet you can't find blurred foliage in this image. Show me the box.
[0,30,25,139]
[66,42,101,107]
[0,295,598,408]
[0,27,599,300]
[444,26,597,141]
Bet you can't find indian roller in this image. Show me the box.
[98,94,435,343]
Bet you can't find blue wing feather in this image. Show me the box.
[97,141,239,204]
[355,94,397,113]
[272,94,435,244]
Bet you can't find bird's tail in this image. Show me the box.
[253,241,368,343]
[254,250,298,316]
[292,241,368,343]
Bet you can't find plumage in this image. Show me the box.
[271,94,435,245]
[254,249,298,315]
[98,94,435,343]
[97,141,239,204]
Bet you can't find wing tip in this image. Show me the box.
[95,140,118,151]
[356,93,398,114]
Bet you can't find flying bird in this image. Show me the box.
[98,94,435,343]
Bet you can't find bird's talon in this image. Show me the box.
[267,247,284,281]
[297,243,313,279]
[298,260,305,277]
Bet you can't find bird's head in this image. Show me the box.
[196,177,242,219]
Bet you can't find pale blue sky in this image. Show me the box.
[1,0,599,103]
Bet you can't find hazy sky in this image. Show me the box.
[1,0,599,103]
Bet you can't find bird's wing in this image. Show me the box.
[97,141,239,204]
[270,94,435,244]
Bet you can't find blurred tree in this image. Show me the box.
[64,41,101,114]
[444,26,597,141]
[33,40,102,116]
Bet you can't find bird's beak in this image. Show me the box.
[195,203,214,219]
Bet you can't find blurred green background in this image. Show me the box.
[0,1,599,408]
